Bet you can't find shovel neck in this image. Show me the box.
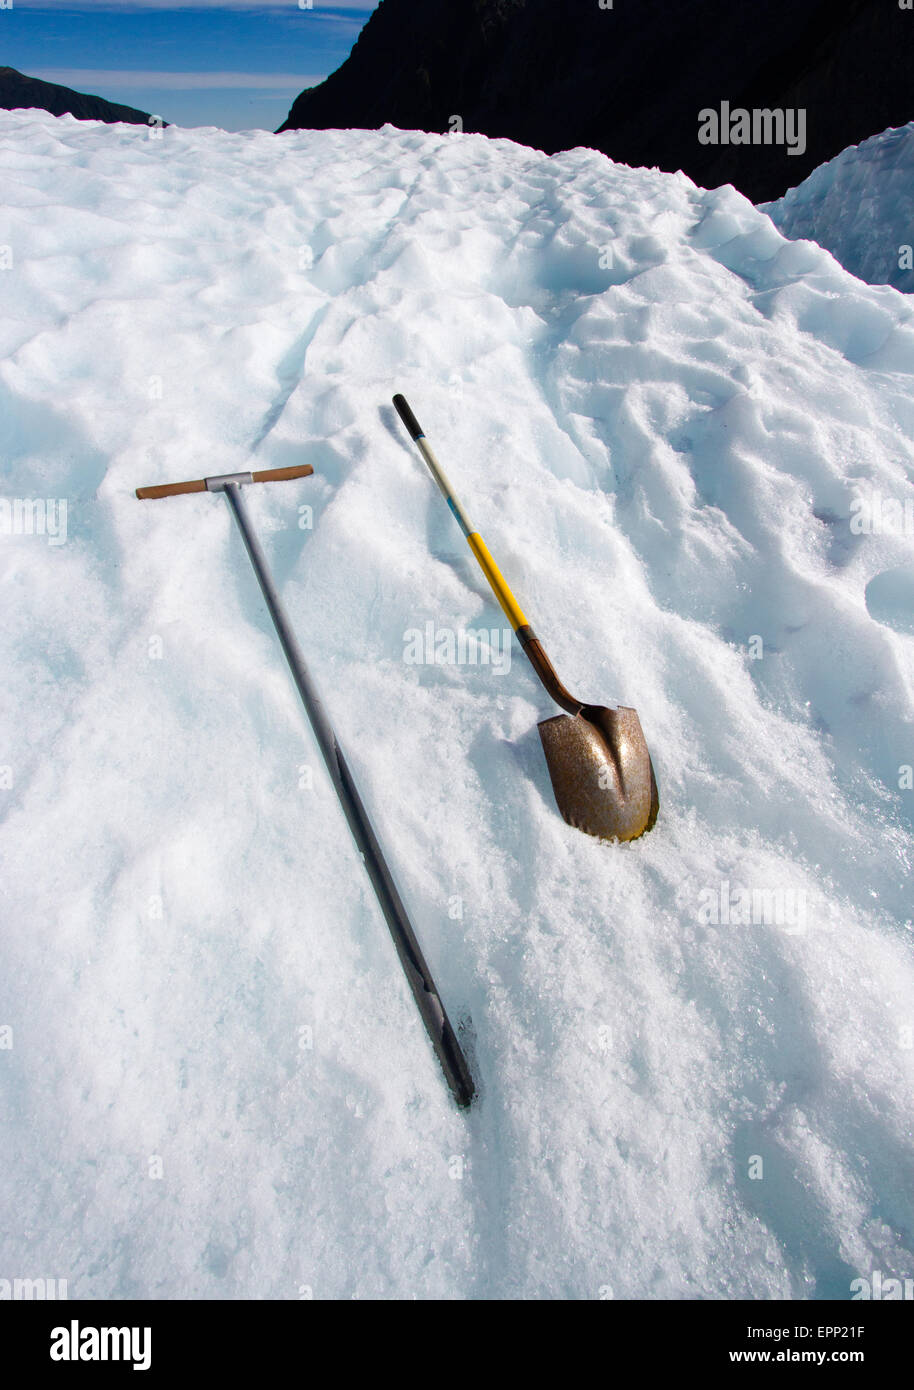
[516,626,584,716]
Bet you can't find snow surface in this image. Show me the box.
[1,111,913,1301]
[763,123,914,294]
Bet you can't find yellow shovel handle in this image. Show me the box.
[393,394,529,631]
[465,532,529,632]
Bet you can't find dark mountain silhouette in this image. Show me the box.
[277,0,914,203]
[0,66,160,128]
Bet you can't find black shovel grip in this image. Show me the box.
[393,393,424,440]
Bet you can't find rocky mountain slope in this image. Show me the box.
[0,65,158,128]
[277,0,914,203]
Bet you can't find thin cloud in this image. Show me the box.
[30,69,322,90]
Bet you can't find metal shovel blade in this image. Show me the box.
[537,704,659,843]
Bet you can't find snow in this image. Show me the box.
[763,123,914,294]
[1,110,913,1301]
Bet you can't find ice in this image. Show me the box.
[0,111,913,1300]
[866,565,914,637]
[763,122,914,294]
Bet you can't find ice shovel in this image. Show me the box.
[393,395,659,842]
[137,462,475,1108]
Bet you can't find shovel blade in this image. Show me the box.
[537,704,658,843]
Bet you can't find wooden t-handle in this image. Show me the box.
[136,463,314,500]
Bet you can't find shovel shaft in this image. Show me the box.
[394,394,582,713]
[222,483,475,1109]
[393,395,529,623]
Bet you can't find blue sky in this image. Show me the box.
[2,2,379,131]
